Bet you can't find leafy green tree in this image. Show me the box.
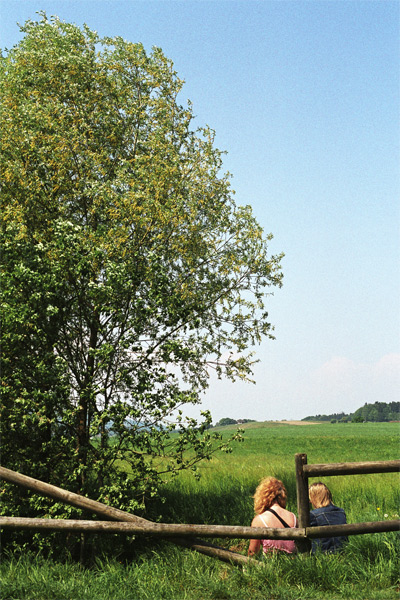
[0,15,283,525]
[351,415,364,423]
[215,418,238,427]
[352,401,400,423]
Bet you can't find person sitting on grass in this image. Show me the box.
[248,476,297,557]
[309,482,348,553]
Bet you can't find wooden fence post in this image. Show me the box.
[295,453,312,553]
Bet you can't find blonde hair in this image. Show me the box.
[253,477,288,514]
[309,482,332,508]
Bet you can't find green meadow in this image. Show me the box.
[1,422,399,599]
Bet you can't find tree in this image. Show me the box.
[215,418,238,427]
[0,15,283,524]
[351,415,364,423]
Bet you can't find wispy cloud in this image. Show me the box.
[297,354,400,416]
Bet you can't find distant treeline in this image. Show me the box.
[302,401,400,423]
[213,417,256,427]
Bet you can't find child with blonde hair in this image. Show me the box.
[309,482,348,553]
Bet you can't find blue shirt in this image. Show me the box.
[309,503,348,553]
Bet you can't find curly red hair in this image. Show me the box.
[253,477,288,514]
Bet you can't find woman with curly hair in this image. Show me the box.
[248,476,298,556]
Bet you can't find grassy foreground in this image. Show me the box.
[1,422,399,599]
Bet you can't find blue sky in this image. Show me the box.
[2,0,399,421]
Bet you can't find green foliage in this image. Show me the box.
[215,417,238,427]
[352,402,400,423]
[302,412,348,422]
[215,417,256,427]
[302,402,400,423]
[0,13,282,549]
[352,414,364,423]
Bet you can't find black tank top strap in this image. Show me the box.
[266,507,290,528]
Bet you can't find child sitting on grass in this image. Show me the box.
[309,482,348,553]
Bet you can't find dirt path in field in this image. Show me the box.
[278,420,321,425]
[234,420,322,430]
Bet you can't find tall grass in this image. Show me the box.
[148,422,399,527]
[1,535,398,600]
[1,422,399,599]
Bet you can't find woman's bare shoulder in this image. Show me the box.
[283,509,297,527]
[251,514,265,527]
[251,513,271,527]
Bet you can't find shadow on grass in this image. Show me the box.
[146,474,298,526]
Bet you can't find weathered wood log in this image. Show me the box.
[2,517,398,538]
[0,467,146,523]
[303,460,400,477]
[306,520,400,537]
[0,517,307,539]
[0,466,256,567]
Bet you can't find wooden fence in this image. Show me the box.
[0,466,253,567]
[295,453,400,552]
[1,455,399,564]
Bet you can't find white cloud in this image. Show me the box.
[372,353,400,380]
[296,354,400,416]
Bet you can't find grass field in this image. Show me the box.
[1,421,399,599]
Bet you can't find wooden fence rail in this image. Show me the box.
[0,517,306,539]
[303,459,400,477]
[1,517,399,538]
